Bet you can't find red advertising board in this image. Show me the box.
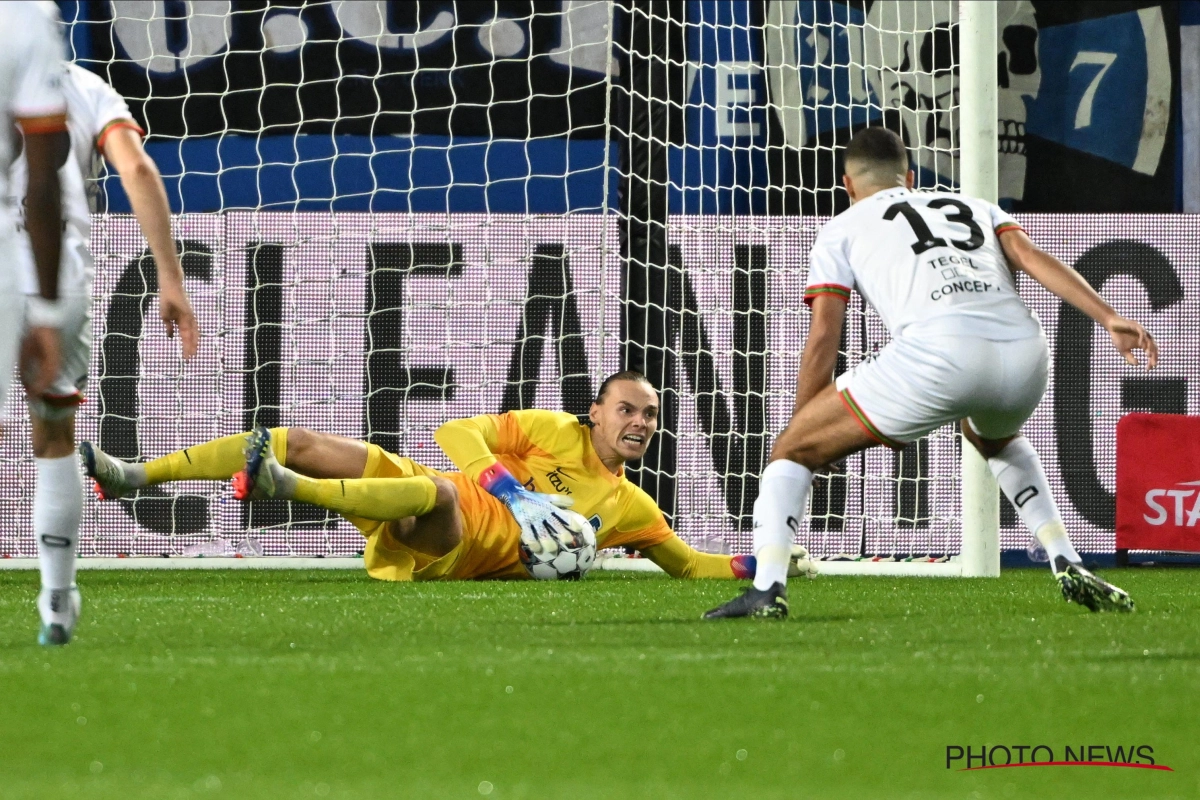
[1117,414,1200,552]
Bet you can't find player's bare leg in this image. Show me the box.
[235,427,462,557]
[962,421,1133,612]
[383,481,464,559]
[286,428,463,557]
[706,384,876,619]
[31,412,83,645]
[268,427,369,479]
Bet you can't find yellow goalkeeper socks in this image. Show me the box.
[143,428,290,485]
[291,475,439,522]
[142,429,438,520]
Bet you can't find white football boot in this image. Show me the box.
[38,585,81,646]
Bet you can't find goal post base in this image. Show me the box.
[811,559,971,578]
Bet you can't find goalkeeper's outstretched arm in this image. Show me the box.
[639,535,816,580]
[639,535,747,579]
[434,414,516,479]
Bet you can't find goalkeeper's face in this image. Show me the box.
[589,380,659,464]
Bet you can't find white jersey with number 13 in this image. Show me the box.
[805,187,1041,342]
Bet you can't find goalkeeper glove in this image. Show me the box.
[479,464,576,557]
[787,544,818,579]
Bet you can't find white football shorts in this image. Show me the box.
[835,332,1049,447]
[23,293,92,420]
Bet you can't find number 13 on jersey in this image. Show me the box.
[884,199,986,255]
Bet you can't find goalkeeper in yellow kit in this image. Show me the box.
[80,371,813,582]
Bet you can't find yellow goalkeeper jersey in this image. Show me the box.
[433,409,674,554]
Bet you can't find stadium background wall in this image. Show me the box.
[0,213,1195,560]
[21,2,1195,561]
[60,0,1189,214]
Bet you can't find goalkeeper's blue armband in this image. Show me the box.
[479,463,525,501]
[731,555,756,580]
[730,547,817,580]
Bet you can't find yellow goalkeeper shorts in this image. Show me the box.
[353,444,527,582]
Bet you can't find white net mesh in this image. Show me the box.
[0,1,970,560]
[611,1,963,560]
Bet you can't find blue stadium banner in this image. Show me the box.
[57,1,1186,214]
[1010,1,1180,212]
[59,1,617,214]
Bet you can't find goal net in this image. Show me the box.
[0,1,996,571]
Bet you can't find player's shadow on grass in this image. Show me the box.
[558,613,860,626]
[534,618,699,626]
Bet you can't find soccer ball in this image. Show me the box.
[519,510,597,580]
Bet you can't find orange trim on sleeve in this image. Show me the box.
[434,415,502,480]
[434,412,541,483]
[95,119,145,153]
[994,223,1023,236]
[17,113,67,134]
[803,283,852,306]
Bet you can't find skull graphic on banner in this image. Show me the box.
[997,0,1041,204]
[862,1,959,188]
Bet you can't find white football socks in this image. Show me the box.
[1034,520,1081,570]
[986,437,1080,568]
[35,456,83,602]
[752,459,813,591]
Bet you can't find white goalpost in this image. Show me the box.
[954,0,1002,579]
[0,1,1002,576]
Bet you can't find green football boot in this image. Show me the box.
[1054,557,1135,613]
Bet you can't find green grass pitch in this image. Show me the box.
[1,568,1197,799]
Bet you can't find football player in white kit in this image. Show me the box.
[706,127,1155,619]
[10,55,199,645]
[0,2,67,408]
[0,0,70,634]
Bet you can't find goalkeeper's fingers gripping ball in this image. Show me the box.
[788,544,818,580]
[519,509,597,581]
